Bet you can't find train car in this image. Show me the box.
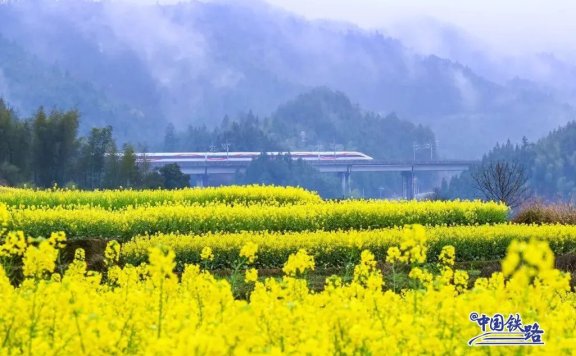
[138,151,373,163]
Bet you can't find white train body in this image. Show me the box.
[138,151,373,163]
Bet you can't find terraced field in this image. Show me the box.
[0,186,574,354]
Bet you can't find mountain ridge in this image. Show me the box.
[0,0,573,156]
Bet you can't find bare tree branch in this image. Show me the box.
[471,160,529,208]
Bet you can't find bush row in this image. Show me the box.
[0,185,322,209]
[513,201,576,224]
[8,200,508,241]
[119,223,573,269]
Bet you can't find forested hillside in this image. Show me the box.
[0,98,185,189]
[441,120,576,202]
[0,0,573,155]
[169,88,435,159]
[0,35,160,142]
[166,88,437,197]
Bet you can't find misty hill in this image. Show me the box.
[172,87,437,198]
[0,35,158,142]
[269,88,435,160]
[0,0,573,155]
[441,119,576,202]
[173,87,435,160]
[387,20,576,105]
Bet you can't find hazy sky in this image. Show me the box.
[263,0,576,58]
[103,0,576,59]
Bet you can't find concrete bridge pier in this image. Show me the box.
[339,171,351,197]
[191,174,209,187]
[402,170,415,200]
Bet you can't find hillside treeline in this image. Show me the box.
[0,99,189,189]
[441,121,576,202]
[0,98,340,196]
[165,88,438,198]
[0,88,440,198]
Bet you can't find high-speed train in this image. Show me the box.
[138,151,373,163]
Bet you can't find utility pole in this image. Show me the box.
[332,139,337,157]
[221,141,231,159]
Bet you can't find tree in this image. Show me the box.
[471,160,529,208]
[163,123,178,152]
[78,126,114,188]
[0,99,14,164]
[0,99,31,184]
[0,161,20,186]
[182,124,211,151]
[31,108,51,186]
[103,143,121,188]
[140,171,164,189]
[54,110,80,185]
[31,108,79,187]
[119,144,140,188]
[158,163,190,189]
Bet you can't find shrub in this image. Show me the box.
[513,201,576,224]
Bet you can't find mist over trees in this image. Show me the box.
[241,154,341,199]
[2,0,576,200]
[0,33,156,145]
[166,88,435,156]
[440,121,576,203]
[0,99,188,189]
[0,0,574,156]
[164,87,438,198]
[0,86,440,198]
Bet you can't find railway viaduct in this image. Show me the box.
[141,153,476,199]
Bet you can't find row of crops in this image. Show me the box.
[5,199,508,240]
[1,186,575,354]
[2,186,574,265]
[121,224,576,268]
[0,185,322,208]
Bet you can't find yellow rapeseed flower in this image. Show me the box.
[22,240,58,278]
[282,249,315,277]
[240,242,258,264]
[200,246,214,261]
[438,245,455,267]
[245,268,258,283]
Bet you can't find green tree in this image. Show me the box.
[0,99,31,184]
[78,126,114,188]
[103,143,122,188]
[55,110,80,185]
[119,144,140,188]
[31,108,79,187]
[158,163,190,189]
[31,108,52,187]
[141,171,164,189]
[163,123,178,152]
